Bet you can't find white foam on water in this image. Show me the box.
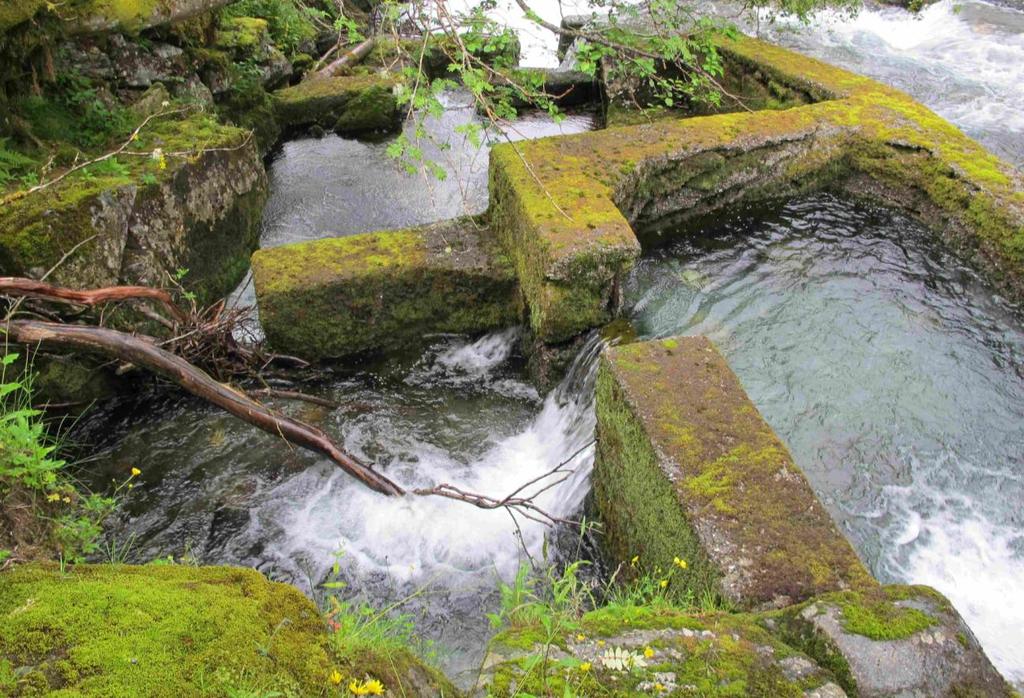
[766,0,1024,158]
[435,327,520,376]
[254,331,600,588]
[877,456,1024,685]
[897,510,1024,684]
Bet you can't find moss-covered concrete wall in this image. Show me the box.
[252,218,522,359]
[488,35,1024,343]
[595,336,874,609]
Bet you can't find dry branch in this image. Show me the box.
[0,277,187,325]
[4,319,405,496]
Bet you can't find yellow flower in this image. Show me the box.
[349,678,385,695]
[46,493,61,502]
[579,662,591,672]
[659,580,668,588]
[597,640,605,647]
[575,633,586,642]
[630,555,639,566]
[158,157,167,171]
[654,683,665,692]
[131,467,142,477]
[643,646,655,658]
[673,557,687,570]
[62,496,71,504]
[329,670,343,685]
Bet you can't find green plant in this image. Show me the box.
[0,352,138,565]
[0,353,65,492]
[0,138,38,188]
[222,0,331,55]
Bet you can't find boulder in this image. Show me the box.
[768,585,1013,696]
[0,112,266,305]
[0,562,460,697]
[478,605,848,697]
[273,74,401,136]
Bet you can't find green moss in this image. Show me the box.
[0,563,336,697]
[215,15,269,53]
[831,587,938,641]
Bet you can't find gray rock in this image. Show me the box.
[791,587,1012,697]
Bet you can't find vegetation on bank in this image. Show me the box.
[0,353,135,568]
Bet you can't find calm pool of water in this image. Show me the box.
[625,192,1024,683]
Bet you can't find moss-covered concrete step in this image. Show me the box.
[0,562,459,697]
[273,74,401,136]
[252,218,523,360]
[594,336,874,609]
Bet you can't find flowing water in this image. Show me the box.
[84,95,599,685]
[83,331,602,684]
[626,192,1024,684]
[80,0,1024,686]
[761,0,1024,166]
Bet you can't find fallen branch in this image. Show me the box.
[251,388,339,408]
[0,277,187,325]
[4,320,404,496]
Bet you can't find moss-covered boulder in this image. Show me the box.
[0,563,461,697]
[0,0,234,35]
[594,336,873,609]
[273,74,401,136]
[252,218,523,360]
[0,563,333,697]
[765,585,1013,696]
[0,112,266,305]
[478,605,846,697]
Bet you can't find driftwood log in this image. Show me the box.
[317,37,376,78]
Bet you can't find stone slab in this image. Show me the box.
[252,218,522,360]
[594,335,874,608]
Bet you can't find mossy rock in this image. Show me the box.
[0,563,461,697]
[0,110,266,306]
[594,336,874,608]
[0,563,335,697]
[479,605,845,697]
[252,217,522,361]
[764,585,1013,696]
[273,74,401,136]
[0,0,235,35]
